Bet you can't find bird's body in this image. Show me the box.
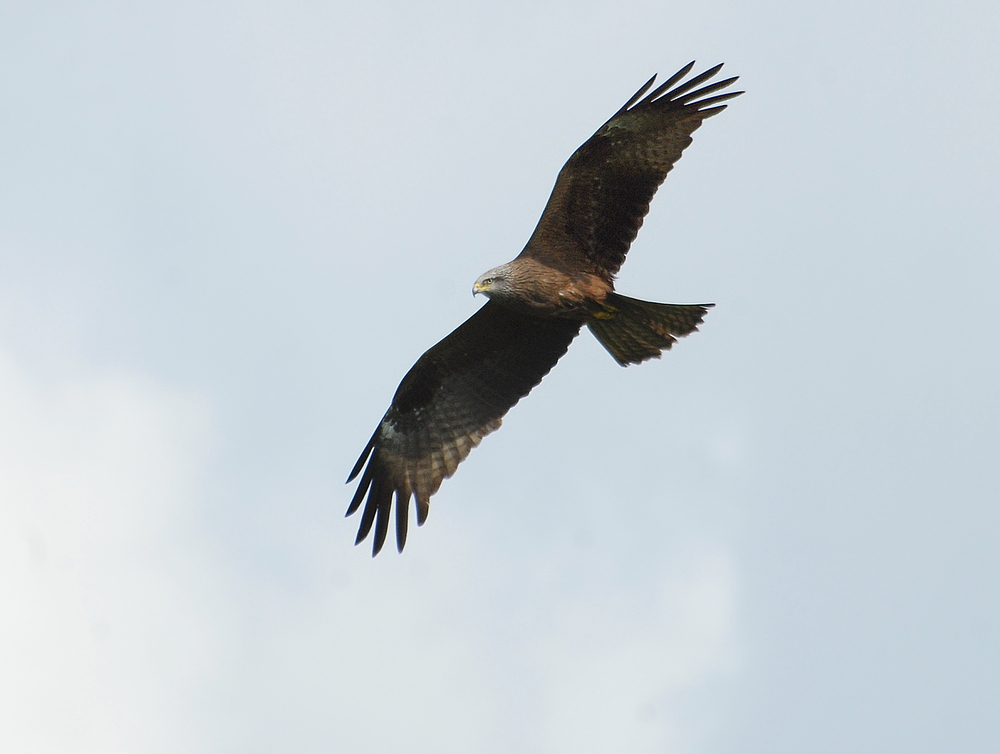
[474,258,610,318]
[348,62,742,555]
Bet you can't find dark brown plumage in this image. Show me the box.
[348,62,742,555]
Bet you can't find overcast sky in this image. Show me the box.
[2,1,998,752]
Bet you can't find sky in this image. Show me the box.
[1,1,998,752]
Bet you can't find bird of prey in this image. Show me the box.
[347,62,741,555]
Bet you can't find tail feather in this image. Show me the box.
[587,293,712,366]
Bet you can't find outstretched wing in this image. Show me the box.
[521,62,742,279]
[347,301,581,556]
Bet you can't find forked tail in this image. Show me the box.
[586,293,713,366]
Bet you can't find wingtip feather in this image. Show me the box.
[354,476,383,545]
[347,428,378,482]
[395,489,409,553]
[415,497,430,526]
[618,73,659,113]
[663,62,725,102]
[639,61,696,106]
[371,479,392,556]
[345,459,375,516]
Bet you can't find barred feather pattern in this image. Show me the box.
[587,294,713,366]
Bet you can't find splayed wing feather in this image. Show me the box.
[618,73,661,113]
[656,63,725,101]
[395,489,409,553]
[637,61,695,105]
[674,77,740,106]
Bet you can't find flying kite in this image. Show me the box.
[347,62,742,555]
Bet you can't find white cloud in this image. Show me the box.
[0,341,739,754]
[0,345,219,754]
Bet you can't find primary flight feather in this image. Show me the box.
[348,62,742,555]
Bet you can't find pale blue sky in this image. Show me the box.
[2,1,998,752]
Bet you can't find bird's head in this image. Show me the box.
[472,264,513,299]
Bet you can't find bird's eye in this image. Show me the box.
[483,277,494,285]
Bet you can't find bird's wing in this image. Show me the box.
[520,62,742,279]
[346,301,581,556]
